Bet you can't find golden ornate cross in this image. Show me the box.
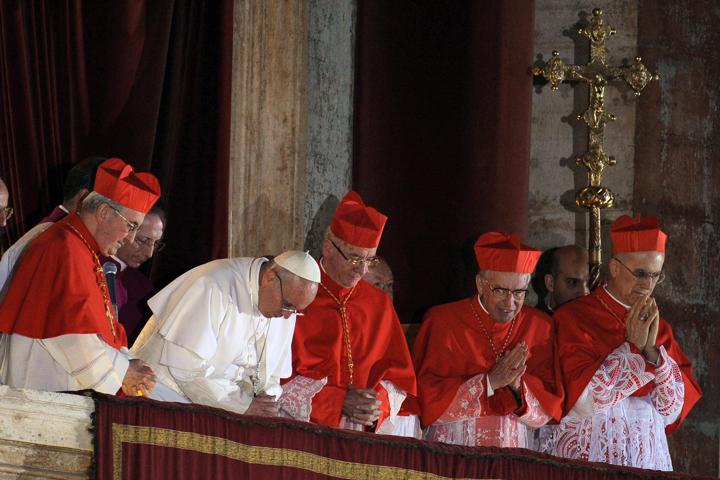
[533,8,658,288]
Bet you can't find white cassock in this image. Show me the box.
[131,257,296,415]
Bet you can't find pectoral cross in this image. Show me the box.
[533,8,658,289]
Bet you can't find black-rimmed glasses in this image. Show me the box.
[276,272,304,316]
[613,257,665,284]
[330,239,379,267]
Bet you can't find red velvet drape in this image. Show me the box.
[94,393,710,480]
[0,0,230,285]
[353,0,535,324]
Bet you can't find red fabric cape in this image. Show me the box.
[288,269,417,427]
[413,296,564,428]
[0,214,127,349]
[554,286,701,434]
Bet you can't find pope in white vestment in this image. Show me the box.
[132,253,320,415]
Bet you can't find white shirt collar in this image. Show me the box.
[477,294,490,314]
[59,205,70,214]
[603,285,631,310]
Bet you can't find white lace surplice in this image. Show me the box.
[425,373,551,448]
[551,342,684,471]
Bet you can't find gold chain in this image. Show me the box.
[469,297,515,360]
[67,223,117,341]
[320,283,357,387]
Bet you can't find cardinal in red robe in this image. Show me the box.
[0,158,160,397]
[413,232,563,448]
[550,215,701,471]
[279,191,418,436]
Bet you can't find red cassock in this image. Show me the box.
[288,269,417,427]
[555,286,701,433]
[0,214,127,349]
[413,296,564,429]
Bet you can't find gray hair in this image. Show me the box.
[79,191,125,214]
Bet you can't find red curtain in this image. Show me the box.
[353,0,536,324]
[0,0,230,285]
[93,393,709,480]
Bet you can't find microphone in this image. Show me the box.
[102,261,119,317]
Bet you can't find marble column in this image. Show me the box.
[229,0,310,257]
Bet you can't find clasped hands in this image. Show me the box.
[121,359,157,397]
[489,342,528,394]
[342,387,382,427]
[625,296,660,364]
[246,393,280,417]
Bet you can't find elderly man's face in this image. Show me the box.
[476,270,530,323]
[0,180,9,228]
[322,235,378,289]
[116,213,164,268]
[95,204,145,256]
[608,251,665,306]
[546,248,590,309]
[258,268,319,319]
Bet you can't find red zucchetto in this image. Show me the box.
[474,232,541,274]
[330,191,387,248]
[610,215,667,254]
[94,158,160,214]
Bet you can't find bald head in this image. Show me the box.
[364,256,394,299]
[544,245,589,310]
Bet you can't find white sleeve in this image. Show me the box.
[161,341,254,415]
[40,334,130,394]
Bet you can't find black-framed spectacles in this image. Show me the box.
[276,272,304,316]
[330,239,379,267]
[613,257,665,284]
[0,206,13,220]
[111,207,140,233]
[482,280,528,300]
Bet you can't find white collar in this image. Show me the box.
[59,205,70,214]
[477,294,490,314]
[603,285,631,310]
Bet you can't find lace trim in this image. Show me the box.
[278,375,327,421]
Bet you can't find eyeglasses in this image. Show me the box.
[613,257,665,284]
[135,236,166,252]
[111,207,141,233]
[330,239,379,267]
[484,281,528,301]
[0,207,13,220]
[276,272,304,316]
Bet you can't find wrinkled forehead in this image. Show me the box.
[617,250,665,270]
[482,270,530,289]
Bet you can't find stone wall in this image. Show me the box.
[304,0,356,258]
[634,1,720,475]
